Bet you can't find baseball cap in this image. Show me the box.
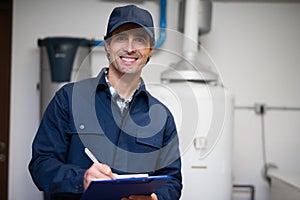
[105,4,155,41]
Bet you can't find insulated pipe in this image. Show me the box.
[93,0,167,49]
[154,0,167,49]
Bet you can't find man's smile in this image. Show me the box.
[120,55,139,64]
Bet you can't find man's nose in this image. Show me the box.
[125,39,135,53]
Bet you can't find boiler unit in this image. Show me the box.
[149,0,234,199]
[148,61,234,200]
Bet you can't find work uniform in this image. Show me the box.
[29,68,182,200]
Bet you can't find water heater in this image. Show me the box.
[38,37,91,114]
[148,69,233,199]
[147,0,233,198]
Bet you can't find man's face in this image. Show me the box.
[105,23,153,75]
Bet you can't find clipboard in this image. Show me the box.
[81,175,171,200]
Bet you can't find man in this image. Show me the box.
[29,4,182,200]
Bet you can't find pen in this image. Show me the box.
[85,148,116,179]
[84,148,99,163]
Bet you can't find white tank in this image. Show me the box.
[148,80,234,200]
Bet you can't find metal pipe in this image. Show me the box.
[234,103,300,185]
[260,112,267,168]
[183,0,199,52]
[233,184,255,200]
[235,105,300,112]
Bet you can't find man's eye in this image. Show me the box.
[135,38,146,44]
[114,35,127,42]
[117,36,127,41]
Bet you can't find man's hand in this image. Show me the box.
[83,163,116,190]
[121,193,158,200]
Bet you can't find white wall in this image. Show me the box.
[202,2,300,200]
[10,0,300,200]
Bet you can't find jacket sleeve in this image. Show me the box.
[28,85,86,195]
[154,114,183,200]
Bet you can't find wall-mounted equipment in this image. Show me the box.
[38,37,91,115]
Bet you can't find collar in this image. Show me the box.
[96,67,150,105]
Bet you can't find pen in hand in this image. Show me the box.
[84,147,116,179]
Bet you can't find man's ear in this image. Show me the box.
[104,41,110,53]
[149,47,154,56]
[146,47,154,64]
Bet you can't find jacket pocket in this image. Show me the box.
[136,131,163,150]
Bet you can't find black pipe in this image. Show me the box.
[233,184,255,200]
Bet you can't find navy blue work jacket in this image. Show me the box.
[29,68,182,200]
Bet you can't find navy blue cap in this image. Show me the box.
[105,5,155,40]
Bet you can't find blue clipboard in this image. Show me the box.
[81,175,171,200]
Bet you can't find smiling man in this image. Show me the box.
[29,4,182,200]
[104,23,153,100]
